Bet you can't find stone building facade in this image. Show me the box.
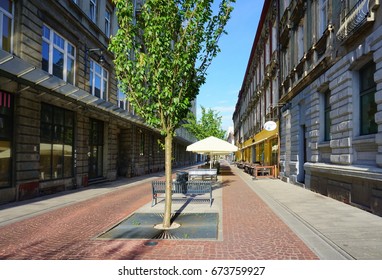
[278,0,382,216]
[0,0,195,204]
[234,0,382,216]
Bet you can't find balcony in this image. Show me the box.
[336,0,380,41]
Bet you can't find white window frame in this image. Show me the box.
[0,1,14,52]
[90,0,97,23]
[90,59,108,100]
[117,87,126,110]
[42,25,76,84]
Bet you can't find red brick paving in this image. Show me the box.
[0,165,318,260]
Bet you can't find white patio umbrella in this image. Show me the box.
[186,136,238,168]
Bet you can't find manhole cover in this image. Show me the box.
[97,213,218,240]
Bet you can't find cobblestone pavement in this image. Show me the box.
[0,164,317,260]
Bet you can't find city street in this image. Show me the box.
[0,163,317,260]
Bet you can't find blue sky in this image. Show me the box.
[196,1,263,132]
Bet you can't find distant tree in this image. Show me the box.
[109,0,234,228]
[184,106,226,140]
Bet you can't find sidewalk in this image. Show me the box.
[0,163,381,259]
[235,165,382,260]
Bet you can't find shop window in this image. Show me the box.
[40,103,74,180]
[0,91,12,188]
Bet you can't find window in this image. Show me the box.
[118,88,126,110]
[297,22,304,60]
[0,91,12,188]
[0,0,13,52]
[360,62,377,135]
[324,89,331,141]
[90,59,108,100]
[90,0,97,22]
[105,9,111,37]
[272,21,277,53]
[42,25,76,84]
[40,103,74,180]
[318,0,327,36]
[140,131,145,156]
[88,119,104,178]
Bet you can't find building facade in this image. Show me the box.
[233,0,280,174]
[234,0,382,216]
[0,0,195,204]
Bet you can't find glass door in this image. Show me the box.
[88,118,103,179]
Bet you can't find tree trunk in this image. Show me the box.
[162,132,173,228]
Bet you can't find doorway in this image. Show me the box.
[88,118,104,179]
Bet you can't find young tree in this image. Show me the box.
[183,106,226,140]
[109,0,234,228]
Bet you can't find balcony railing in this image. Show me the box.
[336,0,378,41]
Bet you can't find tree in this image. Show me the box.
[109,0,234,228]
[183,106,226,140]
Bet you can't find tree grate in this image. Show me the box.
[97,213,218,240]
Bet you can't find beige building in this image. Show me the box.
[0,0,195,204]
[233,0,280,175]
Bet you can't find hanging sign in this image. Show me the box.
[264,121,277,131]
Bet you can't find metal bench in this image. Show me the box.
[151,180,213,207]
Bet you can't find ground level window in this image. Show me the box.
[0,91,13,188]
[360,61,377,135]
[40,103,74,180]
[324,89,331,141]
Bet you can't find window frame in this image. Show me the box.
[0,0,14,52]
[89,59,108,100]
[90,0,97,23]
[42,25,76,84]
[324,89,331,141]
[39,103,75,181]
[318,0,327,37]
[359,61,377,136]
[105,8,111,37]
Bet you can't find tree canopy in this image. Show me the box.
[183,106,226,140]
[110,0,234,136]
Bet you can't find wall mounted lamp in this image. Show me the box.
[84,46,105,77]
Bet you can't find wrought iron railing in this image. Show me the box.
[336,0,370,41]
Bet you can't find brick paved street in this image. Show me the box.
[0,164,317,260]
